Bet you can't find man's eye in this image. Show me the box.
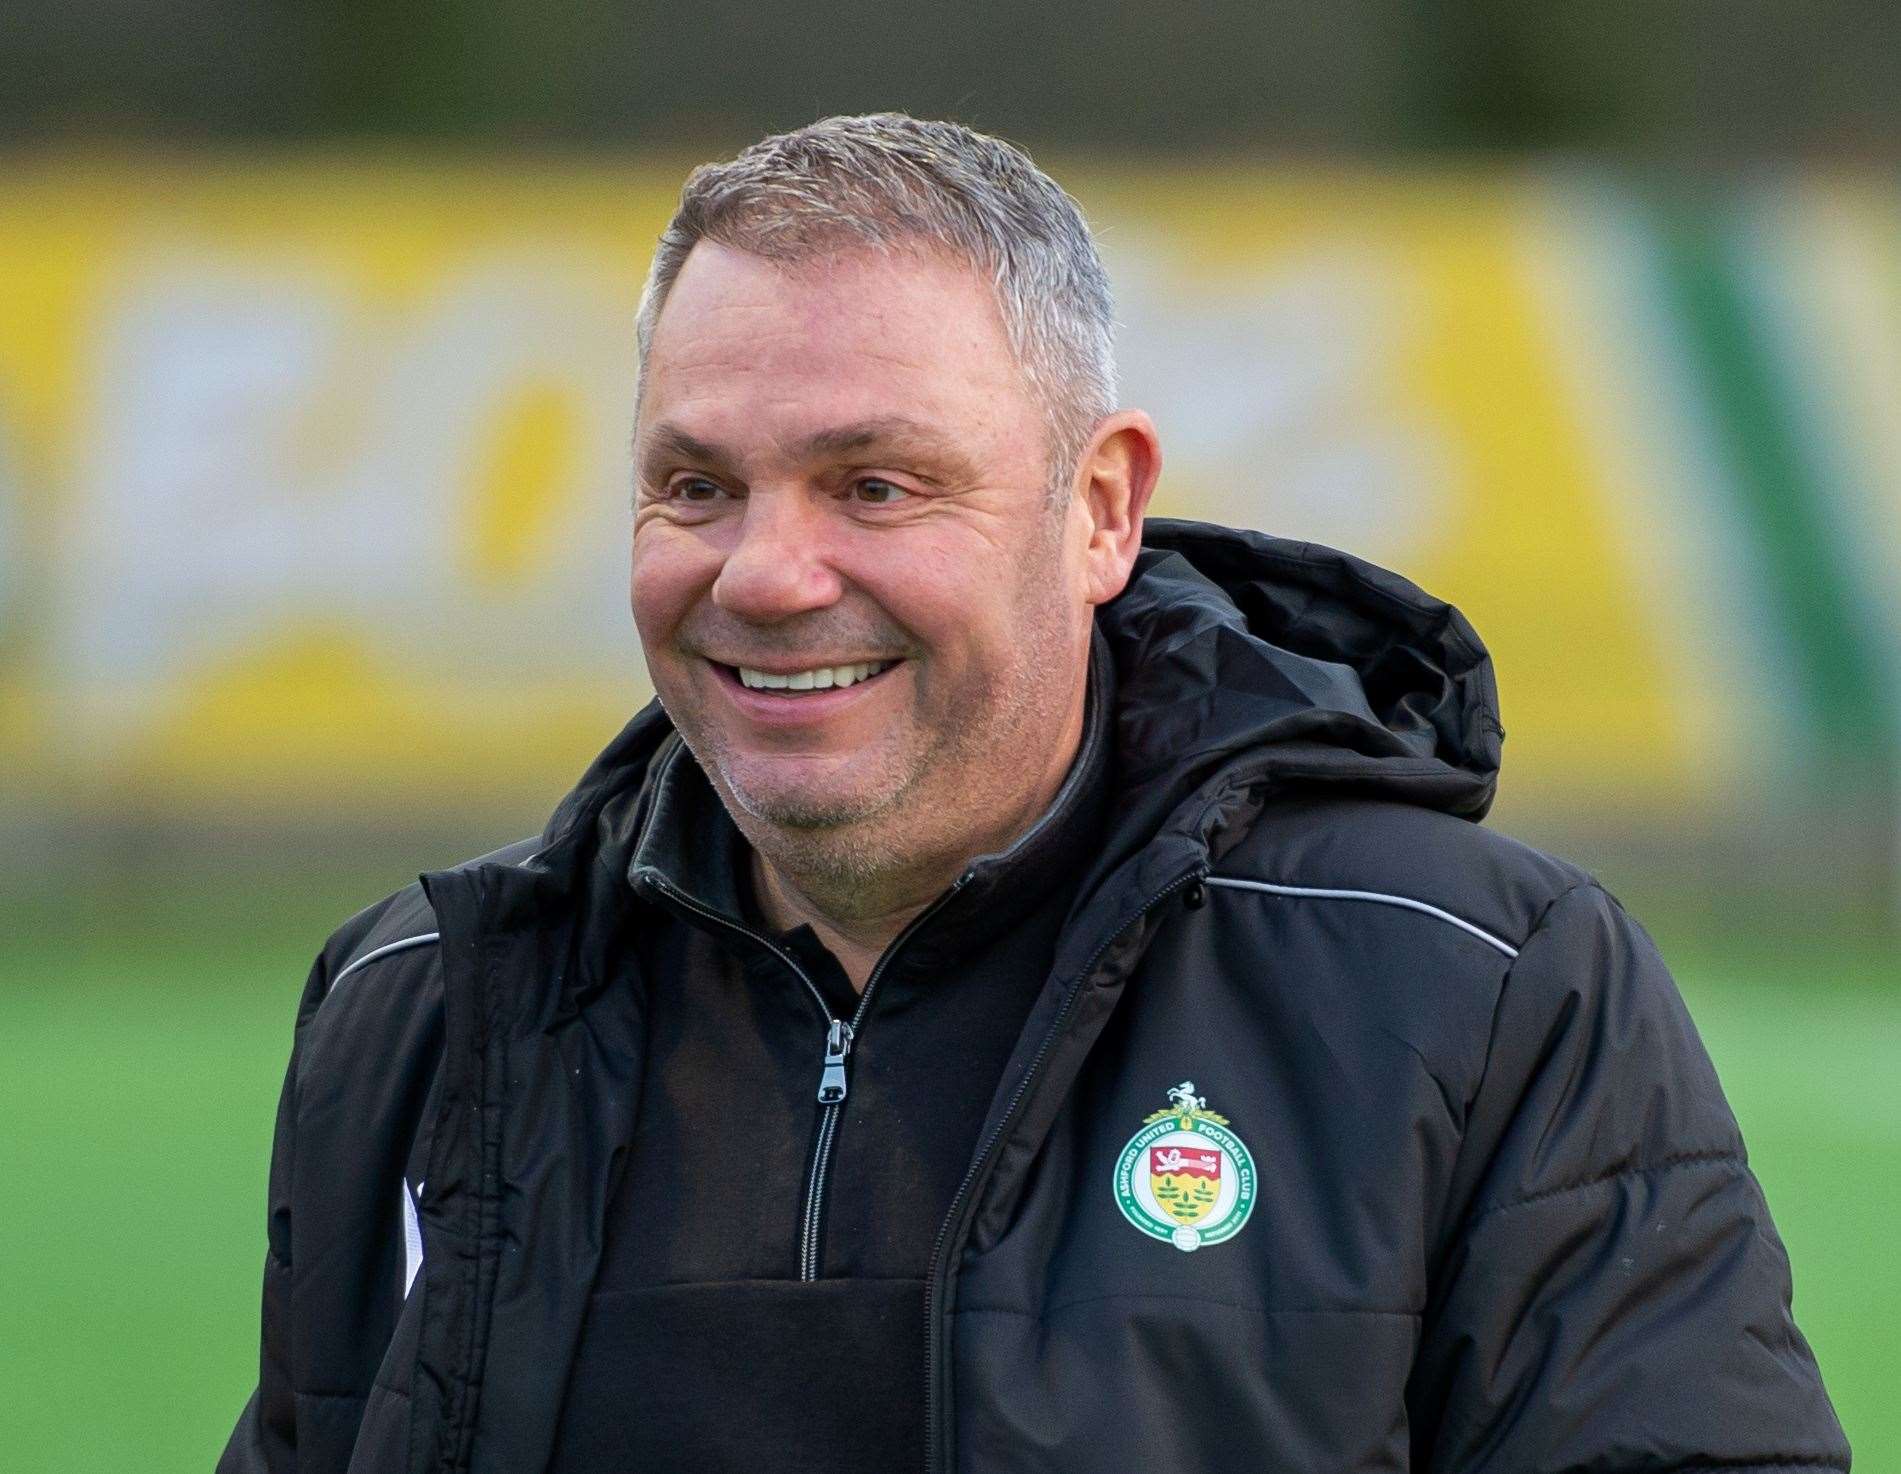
[852,478,908,505]
[668,477,725,502]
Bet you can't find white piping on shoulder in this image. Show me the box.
[1204,876,1520,959]
[401,1178,426,1298]
[327,932,441,995]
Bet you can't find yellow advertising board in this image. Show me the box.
[1,159,1893,823]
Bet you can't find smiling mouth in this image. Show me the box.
[715,658,901,694]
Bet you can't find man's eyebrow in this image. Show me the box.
[639,416,984,485]
[637,423,736,475]
[794,417,981,481]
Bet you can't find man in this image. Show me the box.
[222,115,1849,1473]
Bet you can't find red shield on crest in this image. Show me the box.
[1150,1146,1221,1180]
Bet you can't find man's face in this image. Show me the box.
[630,241,1095,881]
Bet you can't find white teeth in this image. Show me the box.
[735,660,891,691]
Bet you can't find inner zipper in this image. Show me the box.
[645,869,966,1283]
[797,875,968,1280]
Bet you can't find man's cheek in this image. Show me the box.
[628,570,691,649]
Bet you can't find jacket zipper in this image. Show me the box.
[800,1069,846,1279]
[919,866,1205,1474]
[799,876,968,1279]
[646,870,967,1283]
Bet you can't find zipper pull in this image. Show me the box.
[817,1019,853,1104]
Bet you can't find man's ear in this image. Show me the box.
[1073,410,1162,607]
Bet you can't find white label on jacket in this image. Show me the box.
[401,1178,425,1297]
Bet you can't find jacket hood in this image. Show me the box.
[1104,518,1501,827]
[533,518,1502,875]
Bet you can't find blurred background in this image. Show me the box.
[1,3,1896,1469]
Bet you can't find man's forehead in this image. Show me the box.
[652,240,1011,359]
[636,240,1045,471]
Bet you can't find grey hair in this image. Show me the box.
[634,113,1118,495]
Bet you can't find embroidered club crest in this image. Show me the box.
[1113,1081,1257,1252]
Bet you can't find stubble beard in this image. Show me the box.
[687,532,1083,921]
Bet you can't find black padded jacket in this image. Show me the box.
[220,519,1850,1473]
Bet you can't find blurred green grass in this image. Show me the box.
[1,880,1894,1471]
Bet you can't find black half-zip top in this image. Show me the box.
[549,638,1114,1474]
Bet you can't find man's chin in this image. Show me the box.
[730,791,874,831]
[718,767,897,833]
[687,735,924,847]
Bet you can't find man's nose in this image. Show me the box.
[710,490,844,621]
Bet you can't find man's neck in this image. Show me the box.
[746,732,1085,992]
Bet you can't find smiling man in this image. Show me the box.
[222,116,1847,1474]
[630,235,1148,984]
